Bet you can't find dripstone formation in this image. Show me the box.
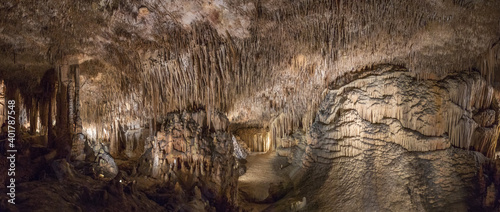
[276,65,500,211]
[136,110,239,211]
[1,0,500,211]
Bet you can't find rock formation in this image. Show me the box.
[275,65,500,211]
[0,0,500,211]
[309,65,498,160]
[136,110,239,211]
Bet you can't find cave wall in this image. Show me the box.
[308,65,498,160]
[277,65,500,211]
[299,143,486,211]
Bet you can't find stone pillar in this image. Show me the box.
[68,65,75,134]
[54,64,72,159]
[70,64,86,160]
[39,69,56,147]
[110,120,120,156]
[41,98,49,146]
[57,65,70,135]
[47,88,55,148]
[73,65,82,134]
[29,97,37,134]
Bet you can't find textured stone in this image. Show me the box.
[309,66,498,160]
[276,66,499,211]
[296,145,486,211]
[137,110,239,210]
[51,159,75,181]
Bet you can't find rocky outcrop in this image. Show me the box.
[136,110,239,211]
[278,65,500,211]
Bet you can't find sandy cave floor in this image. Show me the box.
[238,152,291,211]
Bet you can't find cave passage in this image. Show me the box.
[238,152,291,211]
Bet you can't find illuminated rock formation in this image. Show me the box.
[276,65,500,211]
[0,0,499,211]
[136,110,239,211]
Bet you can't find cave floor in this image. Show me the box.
[238,152,290,211]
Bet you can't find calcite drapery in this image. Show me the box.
[275,65,499,211]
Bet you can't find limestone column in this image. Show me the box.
[29,97,37,134]
[54,64,71,158]
[74,65,82,133]
[41,97,49,146]
[71,64,85,160]
[68,65,75,134]
[110,120,120,156]
[47,84,55,148]
[58,65,71,133]
[39,69,56,147]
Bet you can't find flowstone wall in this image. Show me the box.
[278,65,500,211]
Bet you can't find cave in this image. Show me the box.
[1,0,500,211]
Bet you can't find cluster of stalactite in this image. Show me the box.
[307,66,500,161]
[233,127,270,152]
[11,0,493,161]
[479,42,500,84]
[77,0,499,146]
[135,110,239,210]
[232,99,320,153]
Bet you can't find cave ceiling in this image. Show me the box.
[0,0,499,126]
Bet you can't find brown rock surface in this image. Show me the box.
[136,110,239,211]
[274,65,499,211]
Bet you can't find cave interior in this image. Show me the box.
[1,0,500,211]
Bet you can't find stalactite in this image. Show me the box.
[70,1,500,164]
[310,67,499,157]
